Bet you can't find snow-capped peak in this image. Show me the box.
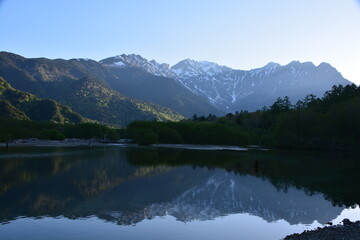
[171,59,230,78]
[100,54,176,78]
[264,62,281,69]
[99,54,350,113]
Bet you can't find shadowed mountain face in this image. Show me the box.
[0,52,217,121]
[100,67,221,117]
[0,52,184,126]
[102,54,352,112]
[1,147,358,226]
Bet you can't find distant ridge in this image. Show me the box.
[102,54,352,112]
[0,52,185,126]
[0,51,352,124]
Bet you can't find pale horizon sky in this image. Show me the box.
[1,0,360,84]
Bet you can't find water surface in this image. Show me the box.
[0,146,359,239]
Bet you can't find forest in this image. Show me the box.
[0,118,124,142]
[1,83,359,151]
[128,84,360,151]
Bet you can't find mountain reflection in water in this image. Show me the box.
[0,146,359,227]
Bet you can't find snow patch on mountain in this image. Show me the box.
[100,54,177,78]
[100,54,351,113]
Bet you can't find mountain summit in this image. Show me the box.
[0,51,352,124]
[101,54,352,112]
[100,54,176,79]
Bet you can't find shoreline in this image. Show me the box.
[284,219,360,240]
[0,139,267,151]
[0,138,125,148]
[150,143,267,151]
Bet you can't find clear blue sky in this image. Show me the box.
[1,0,360,84]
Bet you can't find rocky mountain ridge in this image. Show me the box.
[0,51,352,124]
[101,54,352,112]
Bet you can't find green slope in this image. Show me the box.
[58,76,184,126]
[0,52,185,126]
[0,77,84,123]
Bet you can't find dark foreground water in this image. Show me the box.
[0,145,359,240]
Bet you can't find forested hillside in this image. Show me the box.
[0,52,204,126]
[0,77,84,124]
[128,84,360,151]
[55,76,185,126]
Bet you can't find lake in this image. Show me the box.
[0,145,359,240]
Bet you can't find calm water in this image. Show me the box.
[0,145,359,240]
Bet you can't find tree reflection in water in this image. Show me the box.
[0,146,359,226]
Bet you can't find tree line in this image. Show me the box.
[128,84,360,151]
[0,117,125,142]
[1,84,359,151]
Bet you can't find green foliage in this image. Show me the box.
[0,77,84,124]
[139,130,158,145]
[233,84,360,151]
[128,84,360,151]
[128,120,250,146]
[0,99,29,120]
[0,117,123,142]
[271,85,360,150]
[59,77,185,126]
[40,129,65,140]
[157,126,183,143]
[270,96,292,113]
[67,122,108,139]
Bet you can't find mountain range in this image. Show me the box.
[0,52,184,126]
[102,54,351,112]
[0,51,353,125]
